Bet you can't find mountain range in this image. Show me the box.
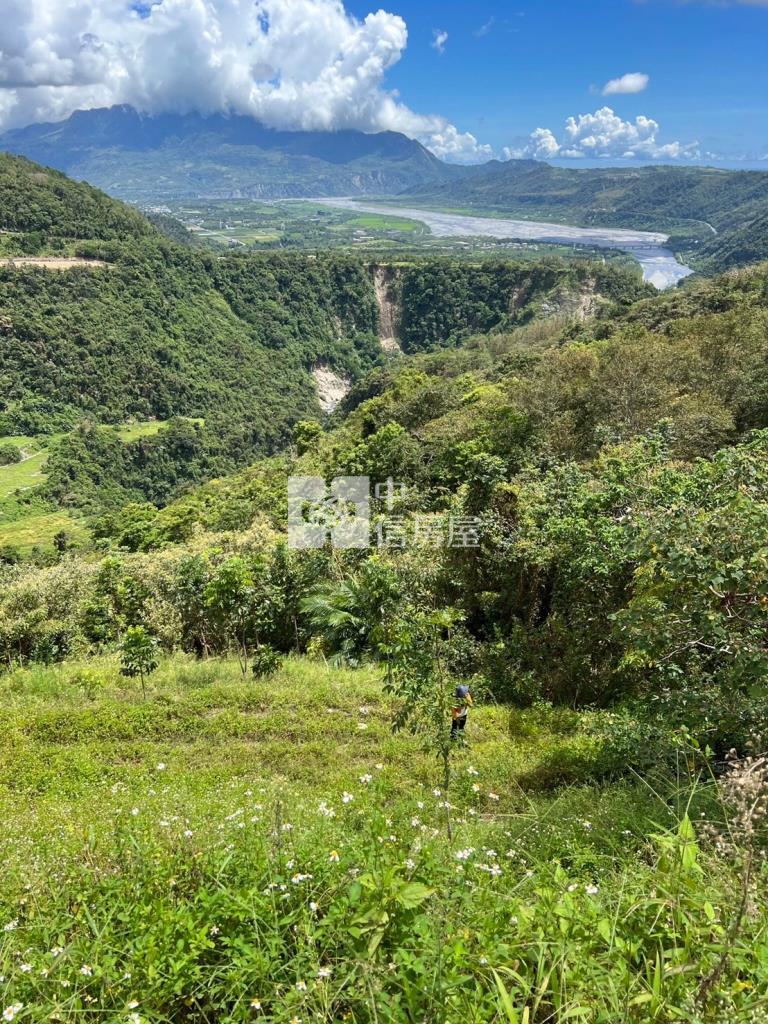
[0,105,465,202]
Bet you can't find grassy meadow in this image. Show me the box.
[1,655,765,1023]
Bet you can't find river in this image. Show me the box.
[319,199,693,290]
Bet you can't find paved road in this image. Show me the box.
[320,199,693,290]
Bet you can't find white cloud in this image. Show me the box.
[0,0,490,162]
[431,29,448,54]
[474,17,496,37]
[602,72,649,96]
[505,106,699,161]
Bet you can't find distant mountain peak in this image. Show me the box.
[0,105,470,202]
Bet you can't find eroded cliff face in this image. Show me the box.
[371,265,402,353]
[313,364,350,414]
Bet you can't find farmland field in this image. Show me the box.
[164,199,637,268]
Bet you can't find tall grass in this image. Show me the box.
[0,656,765,1022]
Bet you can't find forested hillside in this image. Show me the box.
[0,153,658,535]
[686,207,768,274]
[6,260,768,701]
[0,153,154,241]
[0,246,380,436]
[394,259,651,351]
[3,156,768,1020]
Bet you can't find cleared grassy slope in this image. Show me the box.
[0,655,762,1022]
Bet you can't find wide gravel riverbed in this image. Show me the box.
[319,199,693,290]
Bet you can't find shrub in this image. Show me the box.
[251,645,282,679]
[0,442,21,465]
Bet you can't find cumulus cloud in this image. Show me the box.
[431,29,448,54]
[0,0,491,162]
[602,72,649,95]
[504,106,699,161]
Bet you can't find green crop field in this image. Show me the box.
[338,214,424,233]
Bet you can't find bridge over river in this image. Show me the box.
[319,199,693,290]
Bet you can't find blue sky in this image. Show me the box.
[347,0,768,164]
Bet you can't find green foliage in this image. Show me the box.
[382,607,466,838]
[0,442,21,465]
[301,558,403,665]
[688,208,768,274]
[204,557,259,676]
[293,420,323,456]
[0,153,155,240]
[251,644,282,679]
[618,438,768,697]
[398,258,650,352]
[0,246,378,444]
[119,625,159,699]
